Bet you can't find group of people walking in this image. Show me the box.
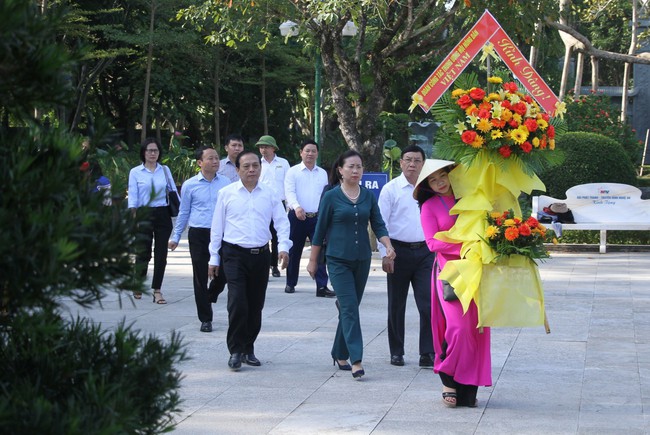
[127,135,491,408]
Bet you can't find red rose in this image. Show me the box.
[518,224,532,236]
[524,118,538,132]
[457,94,473,109]
[541,113,550,121]
[513,102,528,116]
[547,125,556,139]
[498,145,512,158]
[508,120,519,128]
[461,130,477,144]
[520,141,533,153]
[469,88,486,101]
[501,100,512,110]
[503,82,518,93]
[478,108,491,119]
[526,216,539,228]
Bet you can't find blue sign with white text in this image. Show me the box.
[360,172,389,200]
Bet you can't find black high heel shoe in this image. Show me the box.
[333,358,352,371]
[351,362,365,379]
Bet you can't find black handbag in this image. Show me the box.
[163,165,180,217]
[441,280,458,302]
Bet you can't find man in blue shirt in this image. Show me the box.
[169,147,231,332]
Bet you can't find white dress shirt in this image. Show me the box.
[127,163,177,208]
[209,181,292,266]
[284,162,328,213]
[260,155,290,200]
[377,173,425,257]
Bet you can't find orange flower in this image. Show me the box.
[518,224,532,236]
[504,226,519,241]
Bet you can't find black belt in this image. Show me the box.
[223,241,269,255]
[391,239,426,249]
[305,212,318,218]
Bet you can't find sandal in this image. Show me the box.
[133,292,142,300]
[152,291,167,304]
[442,391,457,408]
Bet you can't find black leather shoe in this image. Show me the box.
[419,353,434,368]
[272,267,281,277]
[242,353,261,366]
[200,321,212,332]
[228,353,242,371]
[390,355,405,366]
[316,286,335,298]
[285,285,295,294]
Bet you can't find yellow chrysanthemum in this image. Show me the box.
[476,118,492,133]
[470,134,485,148]
[488,76,503,84]
[465,104,477,116]
[503,219,516,227]
[491,130,504,140]
[532,137,540,148]
[486,93,500,102]
[486,225,500,238]
[537,118,548,130]
[512,113,523,124]
[451,88,466,98]
[549,138,556,150]
[490,211,502,219]
[510,127,529,144]
[501,109,513,122]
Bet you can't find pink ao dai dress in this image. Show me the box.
[420,194,492,387]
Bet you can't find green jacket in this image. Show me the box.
[313,185,389,261]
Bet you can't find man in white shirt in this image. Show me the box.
[257,135,290,278]
[217,134,244,182]
[209,150,292,371]
[377,145,435,368]
[284,140,333,297]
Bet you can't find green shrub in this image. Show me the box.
[539,131,637,197]
[565,92,643,165]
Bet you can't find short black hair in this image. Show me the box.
[235,150,261,168]
[401,145,425,160]
[195,146,215,161]
[139,138,162,163]
[224,134,244,147]
[300,139,319,151]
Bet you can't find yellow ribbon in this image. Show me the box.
[437,150,546,315]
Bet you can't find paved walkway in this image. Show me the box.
[65,240,650,434]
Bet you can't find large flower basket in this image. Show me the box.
[477,254,545,328]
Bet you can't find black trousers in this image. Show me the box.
[286,210,328,288]
[439,372,478,407]
[386,242,435,356]
[136,206,172,289]
[269,221,278,268]
[188,227,226,322]
[222,242,270,355]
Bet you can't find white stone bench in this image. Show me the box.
[532,183,650,253]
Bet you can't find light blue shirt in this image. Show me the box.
[171,172,231,244]
[127,163,176,208]
[217,157,239,182]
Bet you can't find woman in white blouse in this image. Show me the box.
[127,138,177,303]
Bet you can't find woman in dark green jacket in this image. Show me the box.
[307,150,396,379]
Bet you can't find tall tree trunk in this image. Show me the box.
[140,1,157,143]
[591,55,599,92]
[558,0,573,100]
[213,50,221,147]
[574,52,584,97]
[261,55,268,135]
[621,0,638,122]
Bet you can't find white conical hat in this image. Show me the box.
[412,159,456,200]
